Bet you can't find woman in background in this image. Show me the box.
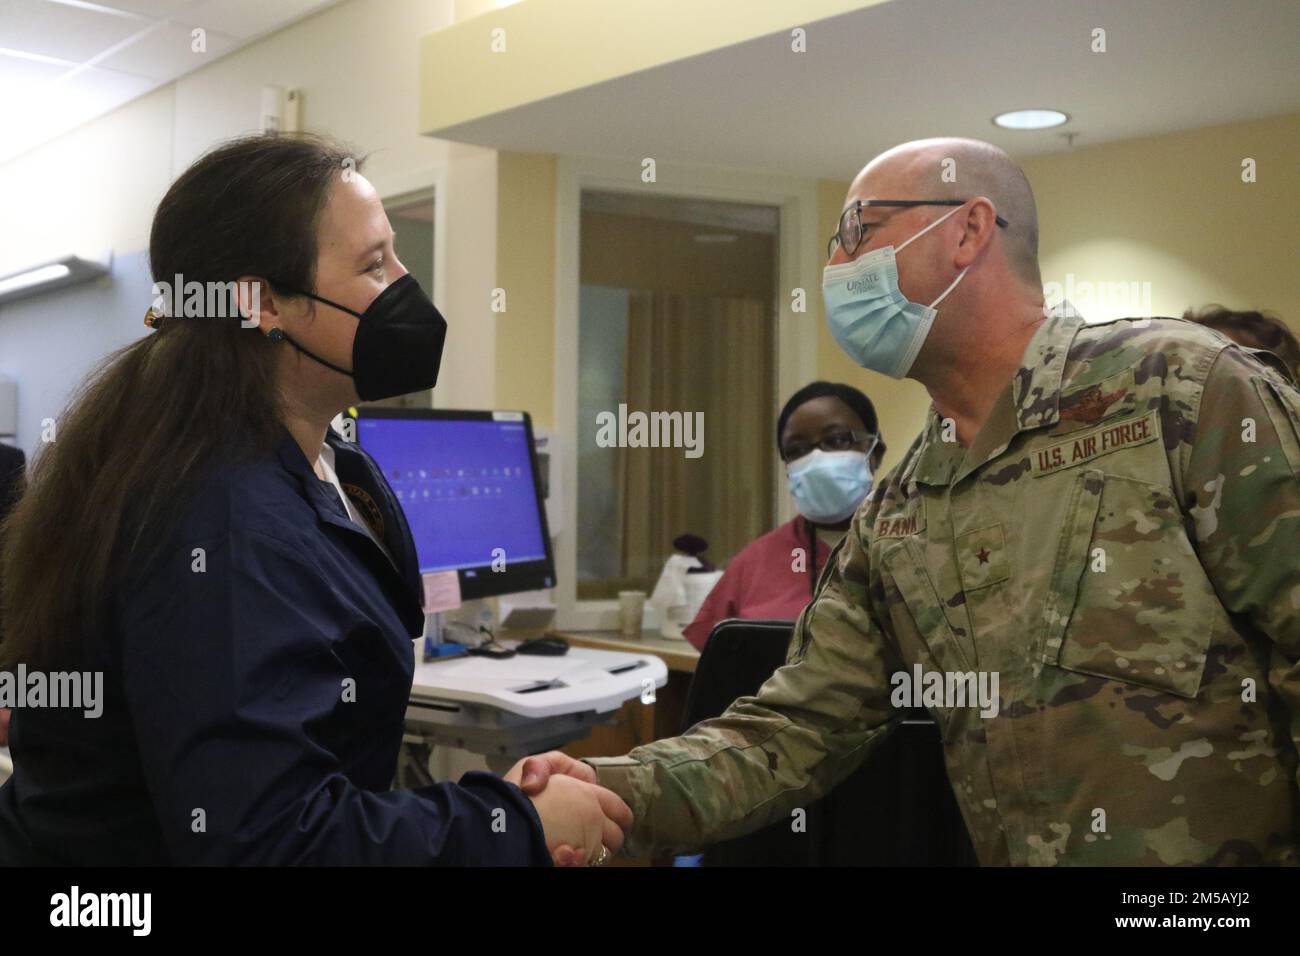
[1184,305,1300,382]
[683,381,885,651]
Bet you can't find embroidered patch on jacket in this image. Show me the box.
[874,510,927,538]
[956,524,1010,591]
[341,482,385,539]
[1058,383,1129,424]
[1030,410,1160,476]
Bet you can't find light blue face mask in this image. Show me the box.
[786,450,873,524]
[822,205,969,379]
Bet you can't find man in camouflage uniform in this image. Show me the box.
[527,138,1300,865]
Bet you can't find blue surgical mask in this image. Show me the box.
[822,205,968,379]
[786,450,873,524]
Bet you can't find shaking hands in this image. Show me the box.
[505,751,632,867]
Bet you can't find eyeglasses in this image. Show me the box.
[781,429,879,464]
[827,199,1010,260]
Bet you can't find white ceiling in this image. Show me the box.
[429,0,1300,178]
[0,0,342,163]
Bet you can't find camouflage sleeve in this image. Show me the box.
[1183,346,1300,786]
[583,516,903,858]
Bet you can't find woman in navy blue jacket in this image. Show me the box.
[0,133,630,865]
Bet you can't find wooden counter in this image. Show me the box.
[548,629,700,674]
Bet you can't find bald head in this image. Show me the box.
[851,138,1041,286]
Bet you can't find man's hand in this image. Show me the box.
[505,752,626,866]
[505,751,597,794]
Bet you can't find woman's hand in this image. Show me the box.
[511,769,632,866]
[528,774,631,865]
[506,751,625,865]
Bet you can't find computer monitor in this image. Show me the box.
[355,408,556,600]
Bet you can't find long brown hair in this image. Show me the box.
[0,132,364,671]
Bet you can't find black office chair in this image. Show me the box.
[681,619,819,866]
[682,617,978,866]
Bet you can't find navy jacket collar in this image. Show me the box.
[274,425,426,636]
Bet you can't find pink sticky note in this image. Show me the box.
[421,570,462,613]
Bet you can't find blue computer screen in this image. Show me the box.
[357,415,548,574]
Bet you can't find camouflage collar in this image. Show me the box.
[1011,309,1083,431]
[910,310,1086,487]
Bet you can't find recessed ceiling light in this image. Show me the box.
[993,109,1069,130]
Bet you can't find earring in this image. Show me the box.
[267,327,285,342]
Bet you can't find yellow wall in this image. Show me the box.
[420,0,882,135]
[495,152,557,430]
[1026,110,1299,322]
[814,110,1300,473]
